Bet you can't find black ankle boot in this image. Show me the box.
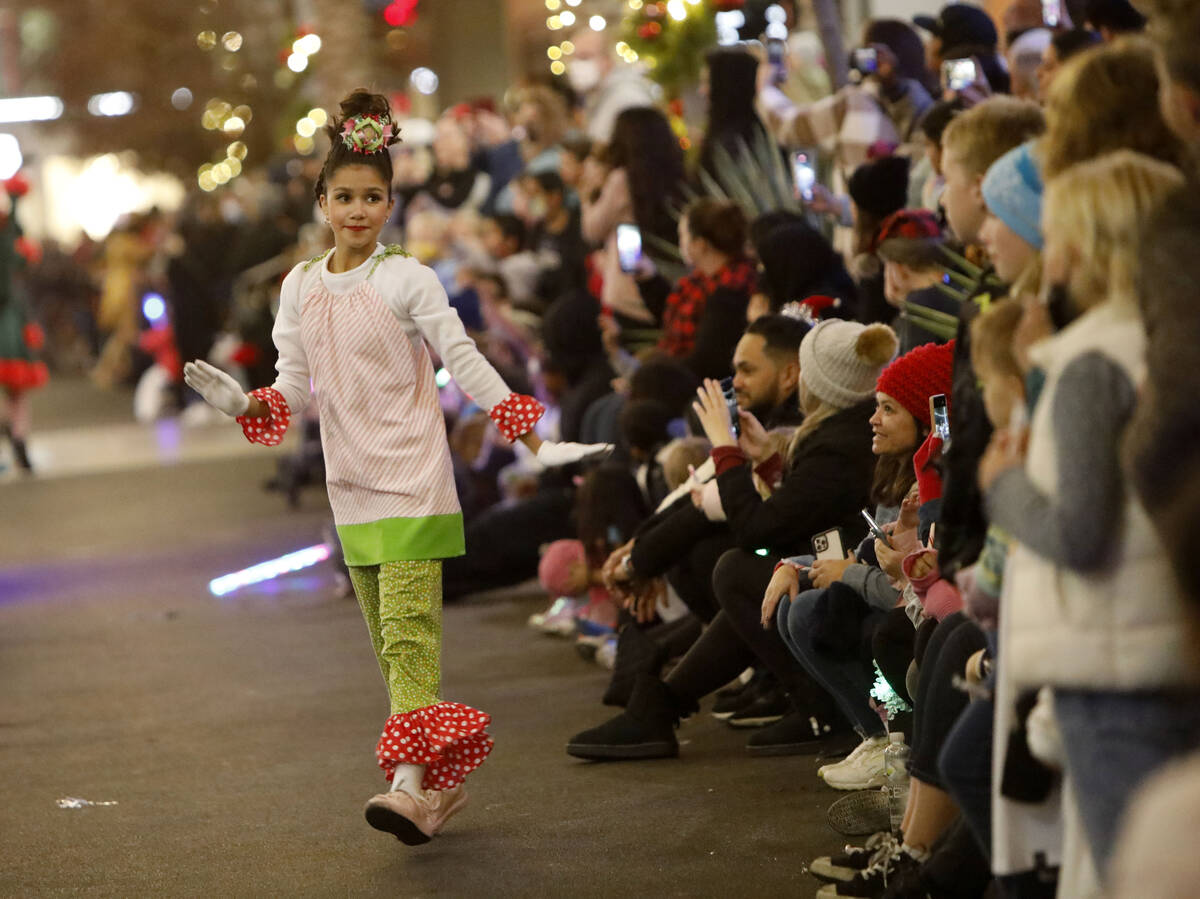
[602,624,668,708]
[10,436,32,472]
[567,674,683,761]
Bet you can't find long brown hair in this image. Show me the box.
[871,445,921,508]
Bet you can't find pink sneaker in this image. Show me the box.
[364,790,437,845]
[430,784,470,834]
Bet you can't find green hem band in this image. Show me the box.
[336,513,465,566]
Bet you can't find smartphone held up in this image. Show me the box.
[720,376,741,438]
[942,57,978,92]
[616,222,643,274]
[791,151,816,202]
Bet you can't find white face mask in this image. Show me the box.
[568,59,602,93]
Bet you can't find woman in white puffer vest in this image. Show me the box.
[978,150,1200,886]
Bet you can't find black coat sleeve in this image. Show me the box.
[681,286,751,381]
[629,498,725,579]
[635,275,672,323]
[715,409,875,556]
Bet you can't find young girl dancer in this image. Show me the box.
[185,89,605,845]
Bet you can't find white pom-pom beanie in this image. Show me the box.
[798,320,899,409]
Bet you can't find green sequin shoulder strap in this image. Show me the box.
[302,249,332,272]
[368,244,412,278]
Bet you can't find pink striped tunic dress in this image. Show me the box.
[242,244,541,566]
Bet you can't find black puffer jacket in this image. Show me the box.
[630,400,875,574]
[715,399,876,554]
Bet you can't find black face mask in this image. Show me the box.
[1044,281,1076,331]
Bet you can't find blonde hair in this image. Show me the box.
[786,396,841,462]
[1040,37,1187,181]
[1043,150,1185,307]
[970,297,1024,380]
[942,96,1045,177]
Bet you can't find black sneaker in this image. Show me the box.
[726,685,790,728]
[810,832,896,883]
[711,670,771,720]
[567,675,681,760]
[745,710,838,756]
[815,845,922,897]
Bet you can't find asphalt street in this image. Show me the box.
[1,380,845,898]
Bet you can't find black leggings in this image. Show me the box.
[909,612,987,787]
[666,548,837,721]
[871,607,917,706]
[665,533,736,624]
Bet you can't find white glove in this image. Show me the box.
[1026,686,1064,770]
[183,360,250,417]
[535,441,613,467]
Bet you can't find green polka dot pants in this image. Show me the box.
[348,560,442,715]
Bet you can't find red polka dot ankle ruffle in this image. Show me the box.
[488,392,544,443]
[376,701,494,791]
[235,387,291,446]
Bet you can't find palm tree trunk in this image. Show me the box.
[811,0,849,89]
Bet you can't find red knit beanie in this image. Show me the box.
[875,340,955,428]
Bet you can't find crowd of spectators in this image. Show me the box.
[16,0,1200,893]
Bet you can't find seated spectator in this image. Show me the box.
[748,214,857,320]
[567,320,898,760]
[419,116,492,213]
[608,198,755,381]
[479,213,549,313]
[769,340,953,788]
[527,170,587,300]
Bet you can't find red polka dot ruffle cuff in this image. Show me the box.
[488,392,545,443]
[375,701,494,791]
[235,387,291,447]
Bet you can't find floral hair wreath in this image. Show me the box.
[340,114,397,154]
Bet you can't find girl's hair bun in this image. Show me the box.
[338,88,391,123]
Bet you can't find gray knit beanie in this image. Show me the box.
[798,320,899,409]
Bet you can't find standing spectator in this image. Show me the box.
[1035,29,1103,101]
[567,28,658,143]
[581,107,685,326]
[914,3,1012,94]
[697,47,776,192]
[979,150,1190,885]
[1084,0,1146,39]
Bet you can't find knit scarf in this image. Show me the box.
[658,259,757,358]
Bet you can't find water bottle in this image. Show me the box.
[884,732,910,834]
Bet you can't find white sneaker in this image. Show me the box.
[528,597,581,635]
[595,634,618,670]
[818,735,881,778]
[819,735,889,791]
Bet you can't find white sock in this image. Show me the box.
[389,764,426,798]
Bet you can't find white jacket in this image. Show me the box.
[1002,300,1199,690]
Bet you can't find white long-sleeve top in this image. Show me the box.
[269,244,515,564]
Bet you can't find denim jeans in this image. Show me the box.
[777,587,886,737]
[940,693,995,855]
[1054,687,1200,877]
